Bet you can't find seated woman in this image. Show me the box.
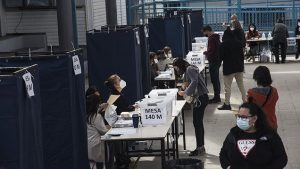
[105,74,135,115]
[245,23,260,62]
[163,46,173,64]
[149,52,159,86]
[86,87,109,169]
[219,102,287,169]
[156,50,169,71]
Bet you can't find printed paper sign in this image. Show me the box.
[186,52,205,69]
[237,139,256,158]
[22,72,35,97]
[72,55,82,75]
[135,31,140,45]
[142,107,166,124]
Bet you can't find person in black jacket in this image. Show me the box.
[295,19,300,59]
[218,28,246,110]
[105,74,135,115]
[272,18,289,63]
[219,102,288,169]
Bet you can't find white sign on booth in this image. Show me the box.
[139,97,172,125]
[22,72,35,97]
[186,51,205,69]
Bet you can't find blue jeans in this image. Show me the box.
[209,62,221,99]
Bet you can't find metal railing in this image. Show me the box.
[129,0,300,33]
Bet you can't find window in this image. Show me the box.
[4,0,85,8]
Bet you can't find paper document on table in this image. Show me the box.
[107,95,120,105]
[109,128,137,135]
[156,74,171,79]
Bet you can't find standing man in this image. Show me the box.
[203,25,221,103]
[272,18,289,63]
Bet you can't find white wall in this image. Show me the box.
[86,0,107,30]
[116,0,127,25]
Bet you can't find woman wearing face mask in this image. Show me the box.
[245,23,260,61]
[219,102,287,169]
[173,58,209,156]
[149,52,159,86]
[163,46,173,64]
[105,74,135,115]
[295,19,300,59]
[156,50,169,71]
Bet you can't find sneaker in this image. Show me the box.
[296,54,299,60]
[189,146,206,156]
[218,103,232,110]
[208,98,221,104]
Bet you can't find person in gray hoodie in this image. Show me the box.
[173,58,209,156]
[272,18,289,63]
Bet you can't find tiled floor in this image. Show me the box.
[134,58,300,169]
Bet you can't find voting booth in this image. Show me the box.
[148,17,186,58]
[0,50,89,169]
[87,27,144,102]
[0,65,44,169]
[99,25,152,95]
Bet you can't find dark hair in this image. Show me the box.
[86,87,101,124]
[202,25,212,32]
[253,66,272,87]
[248,23,257,32]
[149,52,156,60]
[222,28,234,41]
[157,50,166,60]
[163,46,171,53]
[173,58,190,74]
[277,18,284,23]
[86,86,99,97]
[239,102,271,131]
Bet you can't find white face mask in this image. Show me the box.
[154,59,158,63]
[250,27,254,31]
[120,80,127,89]
[298,23,300,27]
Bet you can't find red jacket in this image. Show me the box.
[204,33,220,63]
[247,86,279,129]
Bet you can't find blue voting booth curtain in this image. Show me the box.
[190,10,204,39]
[97,25,151,95]
[0,51,89,169]
[148,17,186,58]
[87,28,143,103]
[0,65,44,169]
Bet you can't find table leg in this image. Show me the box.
[182,109,187,150]
[171,120,176,160]
[104,141,109,169]
[175,116,179,159]
[161,138,166,169]
[167,133,170,160]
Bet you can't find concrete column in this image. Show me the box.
[106,0,118,25]
[56,0,78,50]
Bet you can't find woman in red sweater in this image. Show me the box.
[247,66,279,130]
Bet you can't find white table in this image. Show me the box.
[103,100,187,169]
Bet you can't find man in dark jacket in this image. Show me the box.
[294,19,300,59]
[272,18,289,63]
[203,25,221,103]
[218,29,246,110]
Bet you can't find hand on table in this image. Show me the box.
[178,91,186,96]
[99,103,109,112]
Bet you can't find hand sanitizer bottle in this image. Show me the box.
[262,33,266,39]
[268,32,272,38]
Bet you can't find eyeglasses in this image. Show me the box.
[235,114,254,121]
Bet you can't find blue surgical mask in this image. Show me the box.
[237,117,251,131]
